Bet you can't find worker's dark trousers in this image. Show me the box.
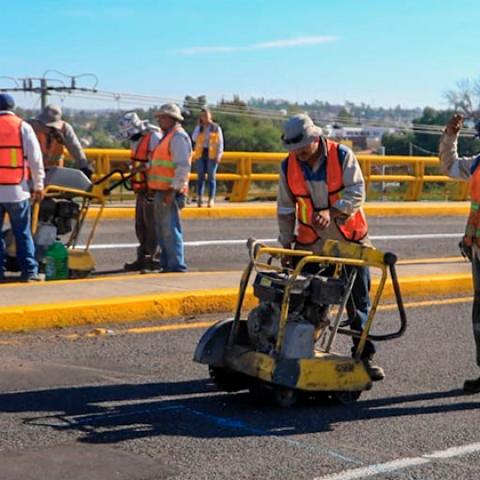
[135,192,157,261]
[347,265,376,359]
[471,245,480,366]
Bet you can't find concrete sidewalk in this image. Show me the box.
[0,258,473,332]
[90,201,471,220]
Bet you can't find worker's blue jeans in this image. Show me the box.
[0,199,38,279]
[153,191,187,273]
[196,152,219,201]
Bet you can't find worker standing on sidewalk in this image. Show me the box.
[277,113,384,381]
[439,113,480,394]
[148,104,192,273]
[0,94,45,282]
[191,107,224,208]
[118,112,162,272]
[29,105,93,178]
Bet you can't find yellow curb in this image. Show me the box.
[365,204,469,217]
[0,288,256,332]
[0,274,473,333]
[377,273,472,299]
[87,203,470,220]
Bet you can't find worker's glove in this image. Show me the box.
[80,167,93,180]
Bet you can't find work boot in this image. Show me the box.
[140,257,162,274]
[207,197,214,208]
[197,197,203,208]
[124,258,145,272]
[363,357,385,382]
[20,272,43,283]
[463,377,480,394]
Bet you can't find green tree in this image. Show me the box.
[382,131,414,155]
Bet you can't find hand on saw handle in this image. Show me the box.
[313,207,347,229]
[31,189,45,203]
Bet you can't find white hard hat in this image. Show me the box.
[118,112,146,139]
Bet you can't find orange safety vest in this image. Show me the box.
[464,162,480,246]
[130,132,153,192]
[31,120,66,168]
[192,123,221,161]
[286,139,368,245]
[148,127,190,192]
[0,114,29,185]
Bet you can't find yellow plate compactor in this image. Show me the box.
[194,238,407,407]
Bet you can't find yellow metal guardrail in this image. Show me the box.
[68,149,469,202]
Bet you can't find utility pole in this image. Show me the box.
[0,73,98,110]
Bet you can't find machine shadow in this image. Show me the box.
[0,378,477,445]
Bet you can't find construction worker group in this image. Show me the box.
[3,92,480,394]
[0,94,224,279]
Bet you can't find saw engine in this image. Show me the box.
[247,271,347,358]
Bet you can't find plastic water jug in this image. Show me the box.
[45,241,69,281]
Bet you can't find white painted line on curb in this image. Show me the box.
[313,442,480,480]
[372,233,461,240]
[80,233,463,250]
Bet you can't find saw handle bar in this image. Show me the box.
[93,168,142,194]
[367,256,407,341]
[246,238,407,342]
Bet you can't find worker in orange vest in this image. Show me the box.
[29,105,92,178]
[439,113,480,394]
[0,94,45,282]
[148,104,192,273]
[118,112,162,272]
[277,114,384,381]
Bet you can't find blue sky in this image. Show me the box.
[2,0,479,109]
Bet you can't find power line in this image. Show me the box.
[0,73,98,109]
[6,74,476,138]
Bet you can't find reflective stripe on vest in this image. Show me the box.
[193,123,220,161]
[148,128,178,191]
[0,114,28,185]
[286,139,368,244]
[130,132,152,192]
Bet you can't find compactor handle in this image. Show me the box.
[367,252,407,341]
[246,237,268,262]
[94,168,137,194]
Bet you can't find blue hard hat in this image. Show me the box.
[0,93,15,110]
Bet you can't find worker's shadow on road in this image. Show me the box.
[0,381,477,444]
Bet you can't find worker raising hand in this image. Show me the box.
[446,113,464,136]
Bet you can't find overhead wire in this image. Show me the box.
[45,88,478,138]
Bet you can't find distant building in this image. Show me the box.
[324,124,395,150]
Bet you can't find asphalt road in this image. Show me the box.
[77,216,467,274]
[0,298,479,479]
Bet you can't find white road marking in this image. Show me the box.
[313,442,480,480]
[79,233,463,250]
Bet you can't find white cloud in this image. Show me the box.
[176,35,337,55]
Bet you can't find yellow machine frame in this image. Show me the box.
[31,180,109,276]
[195,239,406,405]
